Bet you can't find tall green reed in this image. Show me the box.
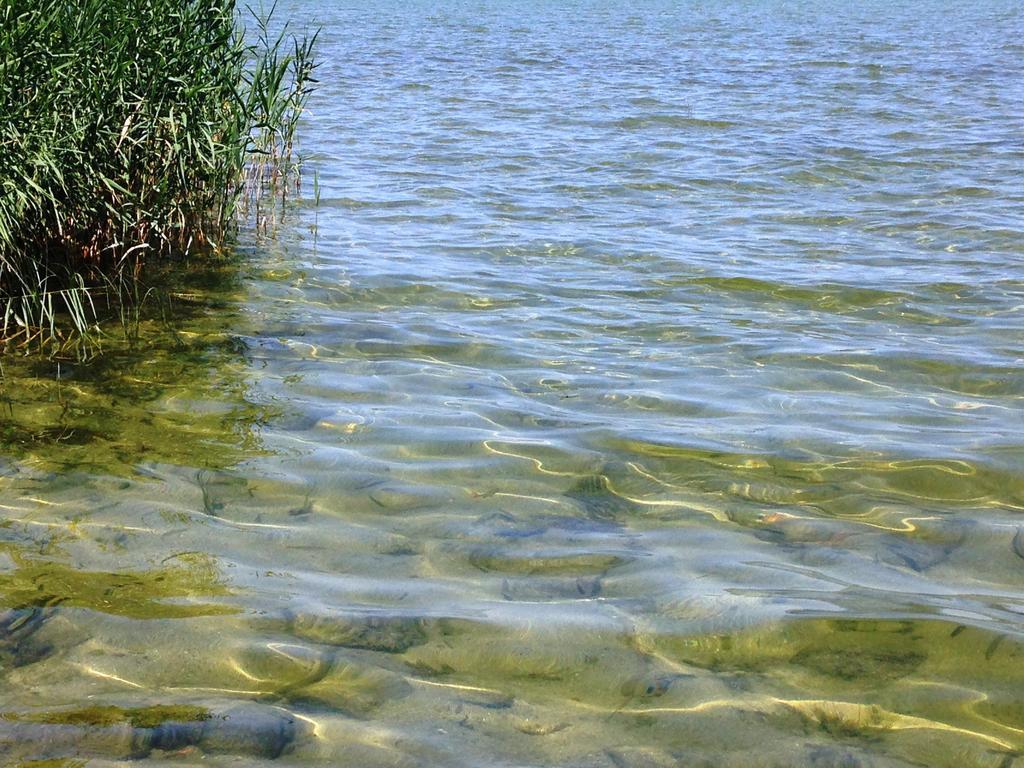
[0,0,317,352]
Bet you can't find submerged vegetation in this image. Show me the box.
[0,545,236,619]
[0,0,317,349]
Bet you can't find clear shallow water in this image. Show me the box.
[3,1,1024,765]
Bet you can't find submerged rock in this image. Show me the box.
[195,469,250,515]
[876,521,969,573]
[512,716,570,736]
[501,576,602,601]
[296,657,412,715]
[230,641,333,693]
[0,702,305,761]
[749,509,973,575]
[368,484,445,512]
[804,744,875,768]
[0,719,149,761]
[467,546,628,576]
[401,620,646,706]
[286,608,429,653]
[564,474,639,521]
[618,671,687,700]
[605,746,684,768]
[197,703,301,758]
[0,607,54,669]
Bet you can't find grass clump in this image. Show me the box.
[0,0,317,348]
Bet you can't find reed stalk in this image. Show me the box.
[0,0,318,351]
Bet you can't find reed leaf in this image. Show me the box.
[0,0,318,352]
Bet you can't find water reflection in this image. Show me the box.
[0,259,270,474]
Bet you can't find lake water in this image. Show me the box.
[2,1,1024,765]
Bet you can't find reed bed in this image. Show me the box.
[0,0,317,349]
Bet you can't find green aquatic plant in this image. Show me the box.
[13,704,211,729]
[0,0,317,349]
[284,608,429,653]
[794,702,891,741]
[0,545,237,619]
[0,257,274,472]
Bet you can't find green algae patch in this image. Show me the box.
[467,547,628,576]
[791,646,926,682]
[287,610,429,653]
[563,474,640,520]
[604,436,1024,514]
[804,703,890,741]
[0,546,237,619]
[0,300,273,477]
[12,705,211,729]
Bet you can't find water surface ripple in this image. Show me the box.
[2,1,1023,765]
